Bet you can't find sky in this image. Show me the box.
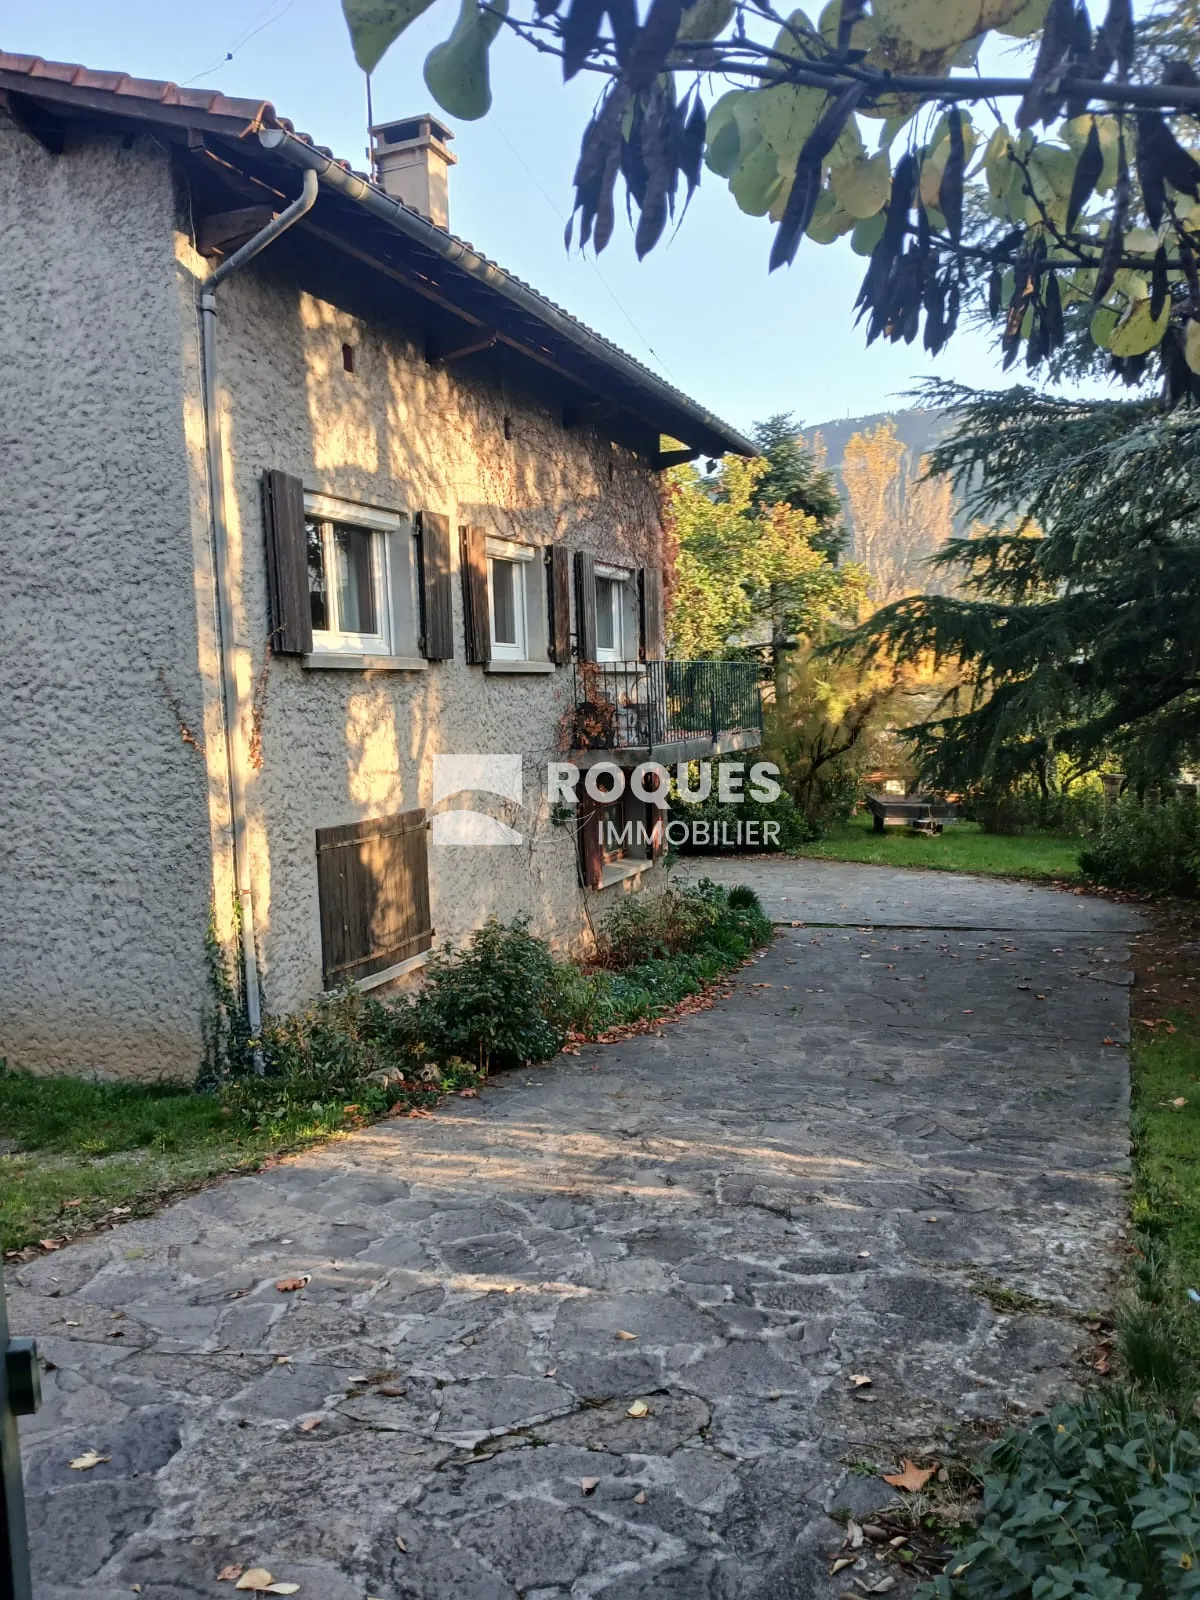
[2,0,1114,434]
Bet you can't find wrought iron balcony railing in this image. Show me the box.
[571,659,763,754]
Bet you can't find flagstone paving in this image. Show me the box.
[15,862,1140,1600]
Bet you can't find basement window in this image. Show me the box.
[342,342,356,373]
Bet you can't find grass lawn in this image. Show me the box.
[1125,905,1200,1389]
[0,1072,361,1254]
[789,813,1083,881]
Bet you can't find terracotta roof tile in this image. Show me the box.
[0,52,276,127]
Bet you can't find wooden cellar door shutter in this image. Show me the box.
[577,793,605,890]
[315,809,433,988]
[461,525,492,664]
[574,550,598,663]
[262,469,313,655]
[416,510,454,660]
[548,545,571,664]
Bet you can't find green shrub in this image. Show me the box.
[596,884,722,968]
[1080,793,1200,898]
[921,1395,1200,1599]
[404,916,568,1073]
[966,780,1107,838]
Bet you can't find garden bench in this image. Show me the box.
[865,794,957,836]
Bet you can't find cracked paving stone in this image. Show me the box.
[17,861,1136,1600]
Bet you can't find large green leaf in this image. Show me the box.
[705,92,751,178]
[752,83,830,167]
[424,0,507,121]
[342,0,440,73]
[678,0,736,40]
[992,0,1050,36]
[831,149,892,217]
[730,138,784,215]
[871,0,982,51]
[1109,297,1170,357]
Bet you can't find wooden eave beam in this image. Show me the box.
[0,89,67,154]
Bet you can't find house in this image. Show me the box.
[0,55,761,1082]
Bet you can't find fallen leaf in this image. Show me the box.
[274,1276,309,1293]
[626,1399,651,1418]
[298,1417,321,1432]
[265,1587,300,1596]
[111,1206,131,1215]
[830,1557,855,1574]
[235,1570,274,1591]
[459,1088,479,1098]
[68,1450,110,1471]
[377,1384,408,1397]
[849,1374,872,1388]
[847,1519,864,1549]
[881,1459,937,1492]
[274,1355,292,1365]
[614,1330,638,1341]
[633,1490,646,1504]
[39,1239,64,1251]
[395,1536,408,1553]
[217,1567,244,1582]
[63,1198,83,1208]
[1174,1097,1189,1109]
[580,1476,600,1495]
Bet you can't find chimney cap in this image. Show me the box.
[371,113,455,151]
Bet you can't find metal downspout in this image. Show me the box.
[199,167,319,1039]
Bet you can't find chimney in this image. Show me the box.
[370,114,456,230]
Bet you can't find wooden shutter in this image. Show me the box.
[416,510,454,660]
[315,809,433,988]
[548,545,571,664]
[461,524,492,664]
[639,563,664,661]
[574,550,598,663]
[577,793,605,890]
[262,469,312,655]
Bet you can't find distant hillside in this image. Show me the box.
[804,407,967,599]
[805,407,953,480]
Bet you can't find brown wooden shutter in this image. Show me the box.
[416,510,454,660]
[577,793,605,890]
[548,545,571,664]
[639,563,664,661]
[574,550,598,662]
[262,469,312,655]
[461,525,492,664]
[315,809,433,987]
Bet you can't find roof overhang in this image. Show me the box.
[0,53,755,461]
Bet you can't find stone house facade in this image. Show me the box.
[0,57,756,1081]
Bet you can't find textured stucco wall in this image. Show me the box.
[181,194,668,1017]
[0,125,216,1079]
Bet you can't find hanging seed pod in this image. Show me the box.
[1093,128,1129,303]
[941,108,965,244]
[770,82,865,270]
[1066,116,1104,232]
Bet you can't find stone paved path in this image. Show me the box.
[16,862,1140,1600]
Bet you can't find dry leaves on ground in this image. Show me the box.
[881,1459,937,1492]
[274,1275,310,1293]
[68,1449,110,1470]
[614,1329,638,1341]
[580,1477,600,1495]
[848,1373,872,1388]
[626,1399,651,1418]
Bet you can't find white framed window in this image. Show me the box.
[487,537,541,663]
[304,493,419,661]
[595,564,633,663]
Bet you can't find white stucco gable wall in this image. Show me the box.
[0,122,217,1079]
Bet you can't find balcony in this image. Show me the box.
[570,659,763,764]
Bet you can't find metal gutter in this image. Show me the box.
[257,126,756,460]
[199,165,319,1043]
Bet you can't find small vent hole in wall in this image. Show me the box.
[342,343,356,374]
[503,414,514,440]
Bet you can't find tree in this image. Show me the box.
[845,382,1200,791]
[343,0,1200,395]
[751,413,845,559]
[665,454,866,670]
[840,419,957,602]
